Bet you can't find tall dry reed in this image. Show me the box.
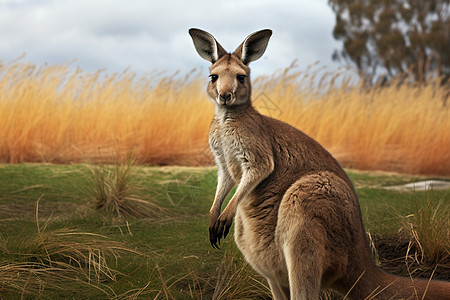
[0,61,448,175]
[255,65,450,175]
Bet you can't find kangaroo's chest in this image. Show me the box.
[209,123,247,181]
[209,119,288,281]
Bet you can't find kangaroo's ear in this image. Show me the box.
[234,29,272,65]
[189,28,227,64]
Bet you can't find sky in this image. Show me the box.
[0,0,344,78]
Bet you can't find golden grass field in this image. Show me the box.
[0,61,449,175]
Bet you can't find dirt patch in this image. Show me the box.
[374,236,449,281]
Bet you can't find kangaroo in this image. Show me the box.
[189,28,450,300]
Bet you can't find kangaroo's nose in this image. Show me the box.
[219,92,232,102]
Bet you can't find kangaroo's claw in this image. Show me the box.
[209,224,220,249]
[209,214,233,249]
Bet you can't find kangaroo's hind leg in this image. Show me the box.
[277,172,355,299]
[277,186,326,299]
[267,277,290,300]
[279,219,325,300]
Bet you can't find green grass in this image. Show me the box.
[0,164,448,299]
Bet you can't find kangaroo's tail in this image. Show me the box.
[347,266,450,299]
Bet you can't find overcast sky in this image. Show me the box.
[0,0,344,78]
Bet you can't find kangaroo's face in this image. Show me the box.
[208,54,250,106]
[189,28,272,107]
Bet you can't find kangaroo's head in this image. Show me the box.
[189,28,272,107]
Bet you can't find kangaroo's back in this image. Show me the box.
[189,28,450,299]
[265,116,353,186]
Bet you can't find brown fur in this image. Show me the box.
[189,28,450,300]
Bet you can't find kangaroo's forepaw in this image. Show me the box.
[209,214,233,249]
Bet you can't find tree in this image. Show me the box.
[329,0,450,84]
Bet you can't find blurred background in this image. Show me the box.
[0,0,341,77]
[0,0,448,175]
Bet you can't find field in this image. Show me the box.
[0,62,449,175]
[0,163,449,299]
[0,61,449,298]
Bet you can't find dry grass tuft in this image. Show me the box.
[29,228,130,282]
[0,196,147,298]
[400,190,450,264]
[88,154,165,218]
[0,262,82,297]
[212,242,271,300]
[0,61,448,175]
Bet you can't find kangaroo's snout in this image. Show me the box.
[219,92,231,101]
[219,92,232,104]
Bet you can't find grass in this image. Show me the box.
[0,61,449,175]
[400,190,449,264]
[0,163,448,299]
[211,243,271,300]
[88,154,165,218]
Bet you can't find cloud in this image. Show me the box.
[0,0,343,77]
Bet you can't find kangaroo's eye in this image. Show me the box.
[237,75,246,83]
[209,74,218,83]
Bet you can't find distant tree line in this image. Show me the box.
[328,0,449,86]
